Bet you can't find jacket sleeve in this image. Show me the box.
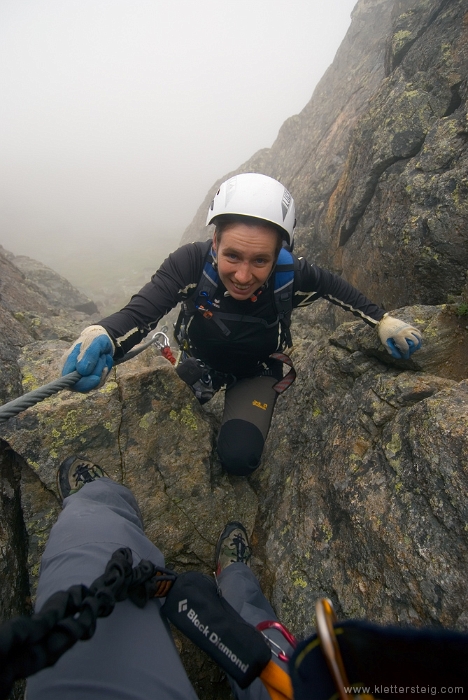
[99,242,207,358]
[293,256,385,327]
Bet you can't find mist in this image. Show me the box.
[0,0,356,299]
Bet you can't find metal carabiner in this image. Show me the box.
[151,330,171,349]
[256,620,298,663]
[149,328,177,366]
[315,598,351,700]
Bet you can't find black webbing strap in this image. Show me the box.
[290,619,468,700]
[161,571,272,689]
[0,548,176,700]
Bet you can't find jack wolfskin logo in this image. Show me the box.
[252,400,267,410]
[178,599,188,613]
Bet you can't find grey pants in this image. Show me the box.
[26,479,289,700]
[217,375,279,476]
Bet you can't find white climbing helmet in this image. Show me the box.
[206,173,296,247]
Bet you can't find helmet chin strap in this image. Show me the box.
[211,244,218,269]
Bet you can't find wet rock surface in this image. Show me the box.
[253,306,467,638]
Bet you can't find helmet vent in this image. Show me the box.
[281,188,292,220]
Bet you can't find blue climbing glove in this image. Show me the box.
[62,325,115,393]
[377,314,423,360]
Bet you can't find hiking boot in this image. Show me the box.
[215,521,252,575]
[57,454,108,500]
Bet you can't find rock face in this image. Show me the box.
[0,246,101,404]
[2,248,98,315]
[181,0,468,315]
[253,306,468,636]
[1,1,468,698]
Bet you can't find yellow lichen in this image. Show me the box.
[139,413,154,430]
[61,410,89,440]
[392,30,412,54]
[98,381,117,394]
[385,434,402,473]
[169,405,198,431]
[291,571,308,588]
[182,406,199,431]
[21,370,41,391]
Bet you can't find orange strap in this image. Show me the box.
[260,660,294,700]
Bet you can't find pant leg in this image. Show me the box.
[27,478,198,700]
[217,376,279,476]
[218,563,294,700]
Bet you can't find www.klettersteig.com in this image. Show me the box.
[344,685,464,695]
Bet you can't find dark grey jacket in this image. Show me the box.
[100,240,385,377]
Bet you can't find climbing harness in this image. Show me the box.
[0,329,177,424]
[175,245,297,351]
[269,352,296,394]
[173,244,298,398]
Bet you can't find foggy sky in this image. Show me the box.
[0,0,357,271]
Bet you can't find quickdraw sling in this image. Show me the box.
[0,548,176,700]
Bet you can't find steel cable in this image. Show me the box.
[0,372,81,423]
[0,331,176,424]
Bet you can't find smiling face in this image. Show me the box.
[212,222,280,300]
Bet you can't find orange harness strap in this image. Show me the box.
[259,660,294,700]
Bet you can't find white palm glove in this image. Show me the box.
[378,314,422,360]
[62,325,115,392]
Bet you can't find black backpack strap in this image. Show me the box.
[174,243,221,349]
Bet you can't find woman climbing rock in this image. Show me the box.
[62,173,422,475]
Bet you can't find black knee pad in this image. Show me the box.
[217,419,265,476]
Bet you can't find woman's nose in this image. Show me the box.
[234,262,252,283]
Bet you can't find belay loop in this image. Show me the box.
[270,353,296,394]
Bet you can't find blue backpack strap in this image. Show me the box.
[273,247,296,349]
[196,247,219,301]
[175,245,297,351]
[180,246,232,337]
